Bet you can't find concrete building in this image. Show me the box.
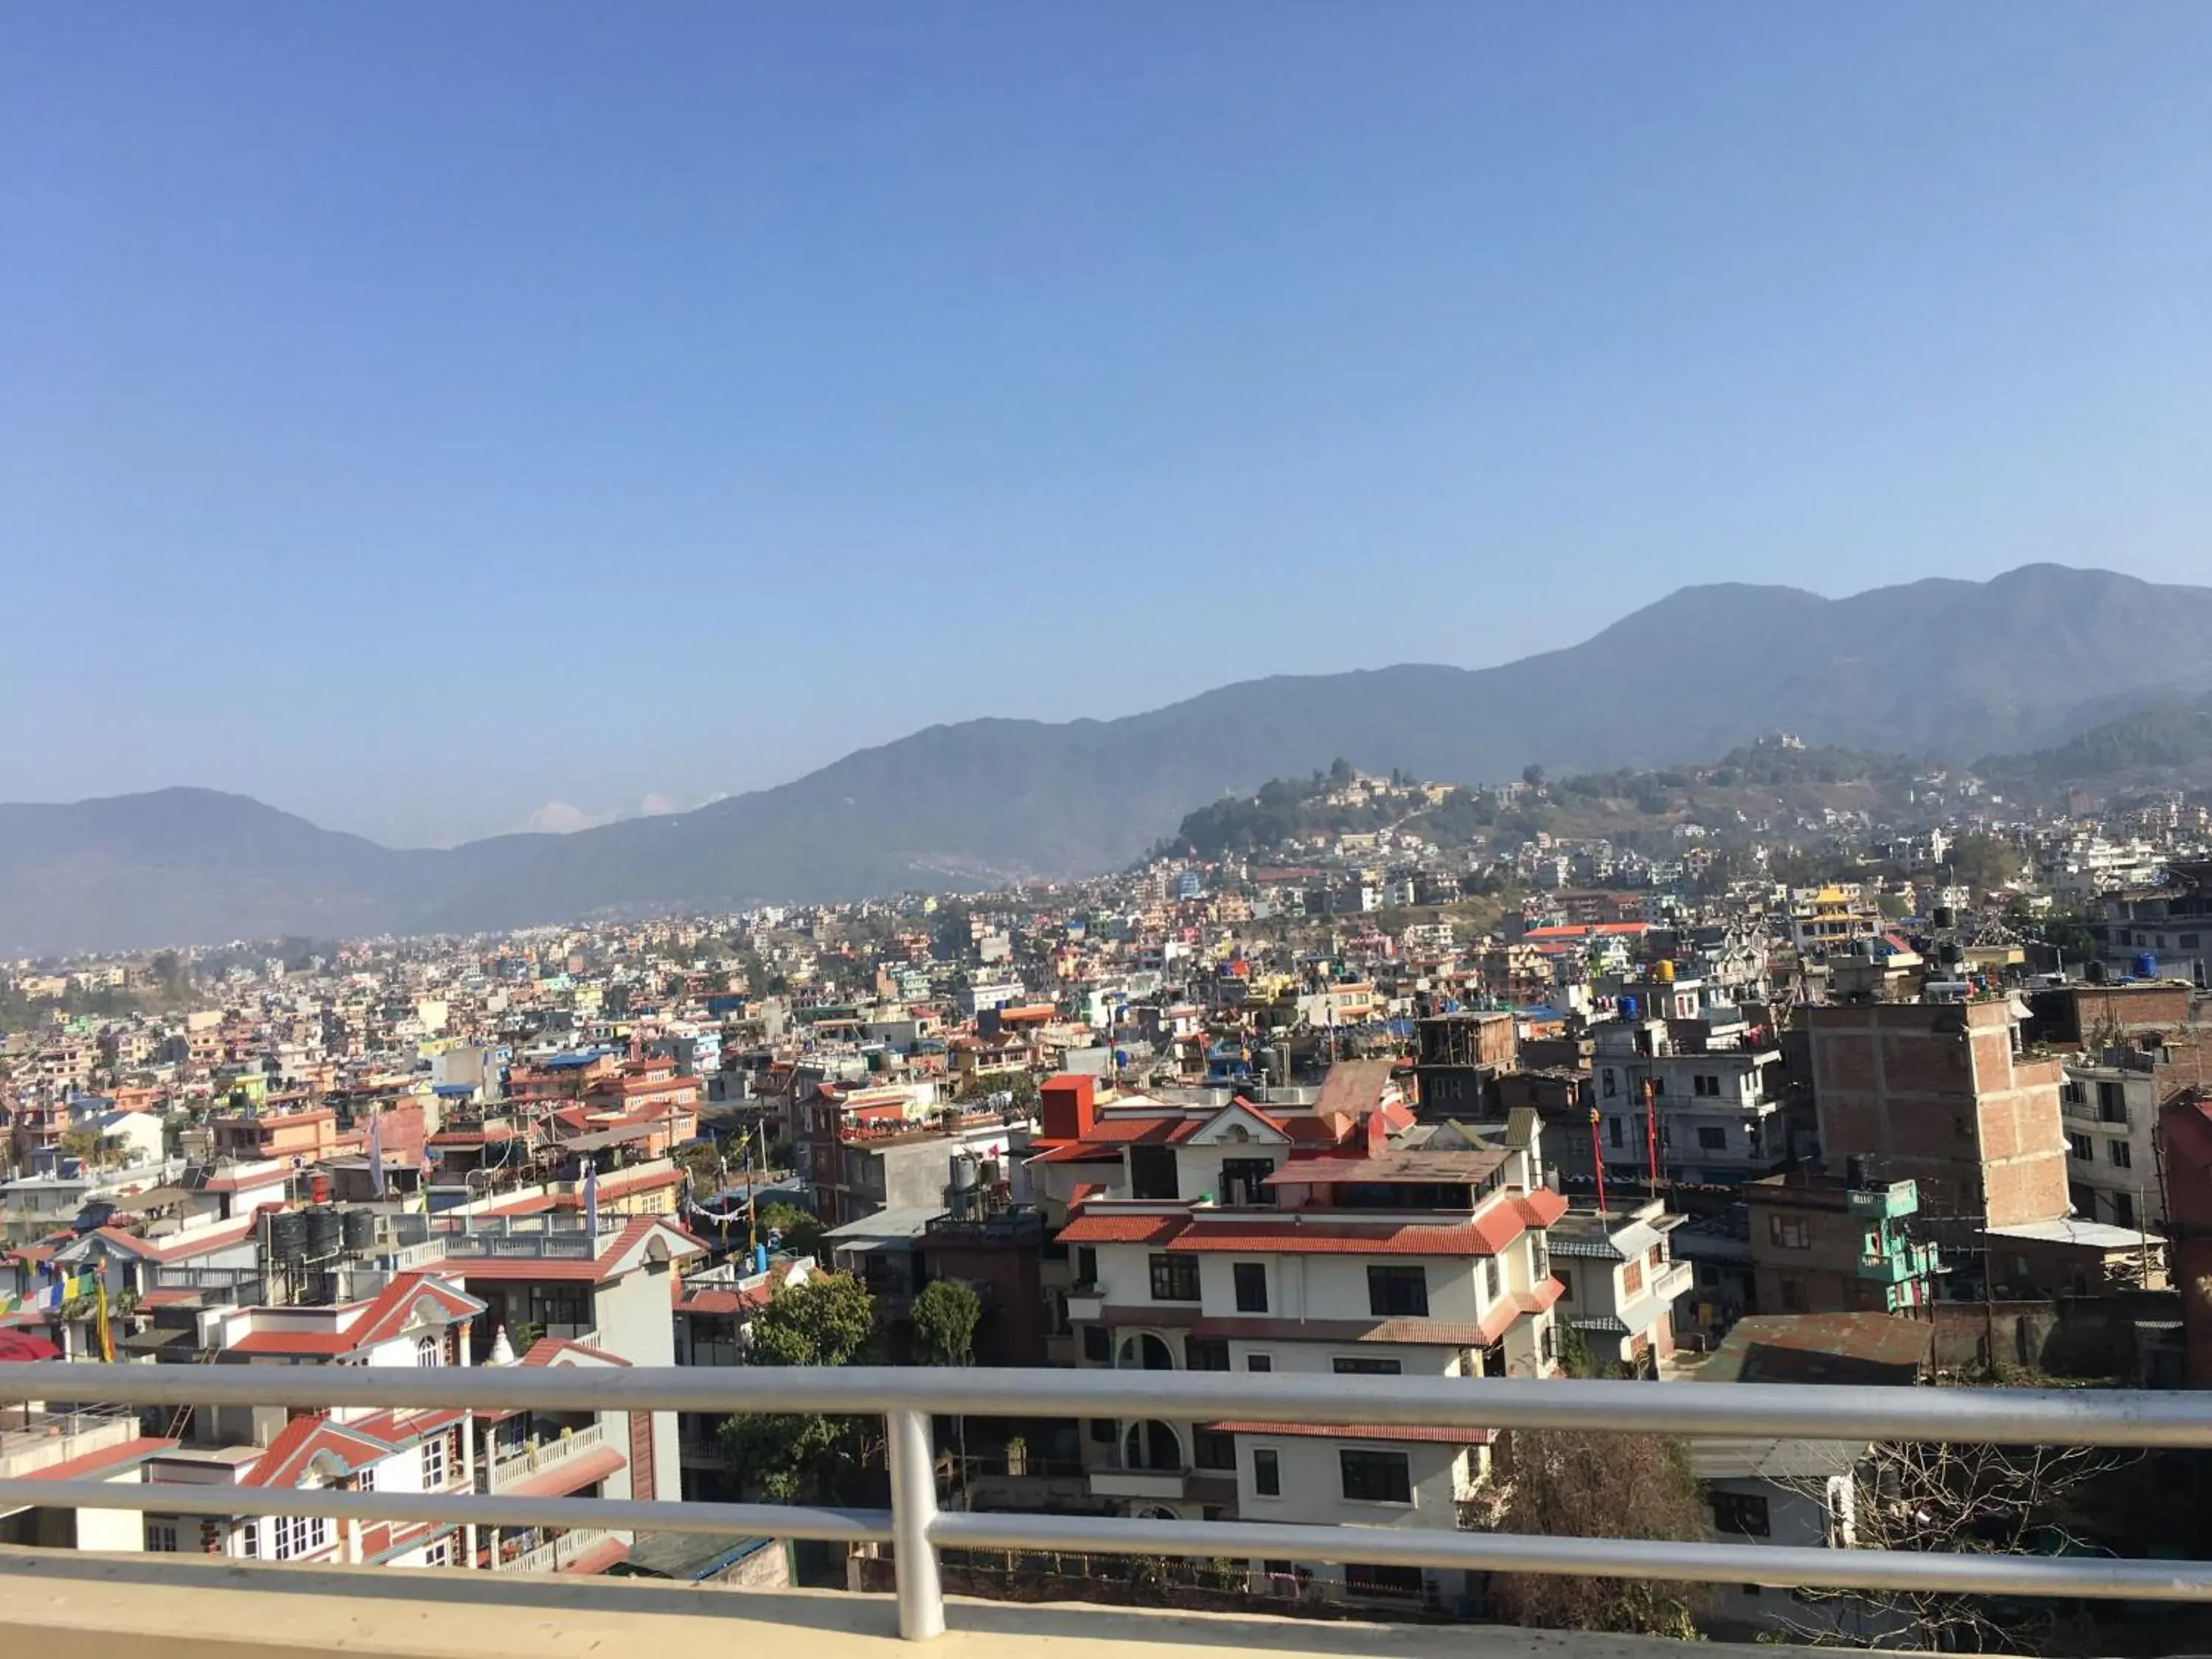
[1543,1198,1692,1371]
[1740,1174,1938,1318]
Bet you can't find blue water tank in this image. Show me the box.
[754,1242,770,1274]
[1619,995,1641,1020]
[2132,953,2158,980]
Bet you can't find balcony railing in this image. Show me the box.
[484,1420,608,1493]
[493,1525,615,1574]
[3,1363,2211,1641]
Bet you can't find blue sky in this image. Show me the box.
[5,5,2211,845]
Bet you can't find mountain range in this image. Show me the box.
[8,563,2212,956]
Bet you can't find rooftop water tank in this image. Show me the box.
[2133,953,2159,980]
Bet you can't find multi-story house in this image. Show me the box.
[1590,1010,1787,1185]
[2060,1053,2161,1229]
[1741,1173,1939,1318]
[1543,1198,1693,1371]
[1032,1064,1565,1611]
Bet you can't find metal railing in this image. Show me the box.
[484,1419,608,1492]
[3,1362,2211,1642]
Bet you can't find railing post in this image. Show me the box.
[886,1406,944,1641]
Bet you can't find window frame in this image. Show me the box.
[1231,1262,1269,1314]
[1148,1252,1201,1302]
[1366,1264,1429,1318]
[1338,1447,1414,1506]
[1252,1447,1281,1497]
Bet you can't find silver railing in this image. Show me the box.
[3,1363,2211,1641]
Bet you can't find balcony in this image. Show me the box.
[1846,1181,1919,1221]
[1857,1241,1941,1283]
[484,1421,612,1494]
[492,1525,618,1574]
[3,1358,2209,1646]
[1064,1285,1105,1324]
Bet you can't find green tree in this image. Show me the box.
[912,1279,980,1368]
[757,1200,824,1257]
[1484,1430,1708,1635]
[717,1273,878,1503]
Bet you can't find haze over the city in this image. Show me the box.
[5,5,2211,845]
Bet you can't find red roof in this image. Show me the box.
[20,1435,179,1480]
[1208,1421,1496,1445]
[495,1444,627,1499]
[242,1415,394,1489]
[1054,1212,1186,1245]
[521,1338,631,1367]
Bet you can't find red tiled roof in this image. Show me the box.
[1208,1421,1496,1445]
[521,1338,631,1368]
[495,1444,627,1499]
[242,1415,394,1489]
[1054,1212,1186,1245]
[21,1435,179,1480]
[556,1534,632,1575]
[84,1217,258,1262]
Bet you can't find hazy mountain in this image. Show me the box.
[9,564,2212,954]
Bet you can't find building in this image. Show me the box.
[1740,1174,1938,1318]
[2059,1053,2161,1229]
[1589,1009,1787,1185]
[1036,1065,1564,1612]
[2157,1092,2212,1389]
[1806,997,2069,1251]
[1410,1012,1514,1121]
[1542,1198,1692,1371]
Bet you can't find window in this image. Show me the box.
[1082,1324,1110,1363]
[421,1432,447,1491]
[416,1335,441,1367]
[1712,1492,1772,1537]
[1245,1353,1273,1372]
[1339,1448,1413,1504]
[1193,1428,1237,1470]
[1767,1215,1810,1251]
[1483,1256,1501,1301]
[356,1464,376,1492]
[1186,1336,1231,1372]
[1220,1158,1276,1207]
[1554,1270,1573,1303]
[1075,1246,1098,1285]
[422,1538,452,1568]
[146,1520,180,1553]
[1541,1321,1556,1363]
[2062,1080,2086,1108]
[1622,1258,1644,1296]
[2111,1192,2135,1227]
[2108,1139,2132,1170]
[1601,1069,1617,1098]
[2098,1082,2128,1124]
[1779,1276,1808,1312]
[1607,1116,1624,1148]
[237,1521,258,1558]
[2067,1131,2093,1161]
[1129,1145,1179,1200]
[1332,1356,1402,1374]
[1531,1234,1549,1282]
[1233,1262,1269,1313]
[1253,1447,1281,1496]
[274,1514,332,1561]
[1367,1265,1429,1317]
[1697,1126,1727,1151]
[1089,1416,1116,1444]
[2183,933,2202,950]
[1647,1244,1664,1268]
[1693,1074,1719,1097]
[1149,1253,1201,1301]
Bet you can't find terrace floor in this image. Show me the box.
[1,1548,1738,1659]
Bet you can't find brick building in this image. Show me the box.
[1806,998,2068,1248]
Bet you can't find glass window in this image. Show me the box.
[2067,1131,2093,1161]
[1245,1353,1273,1372]
[1186,1336,1231,1372]
[1366,1265,1428,1317]
[1233,1262,1269,1313]
[1712,1492,1771,1537]
[1697,1126,1727,1150]
[1193,1428,1237,1470]
[1149,1253,1200,1301]
[416,1335,441,1367]
[2108,1139,2132,1169]
[1253,1447,1281,1496]
[1483,1256,1501,1301]
[1082,1324,1110,1363]
[1332,1356,1401,1374]
[1767,1215,1810,1250]
[146,1520,179,1553]
[1339,1448,1413,1503]
[421,1433,447,1491]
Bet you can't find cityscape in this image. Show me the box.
[7,6,2212,1657]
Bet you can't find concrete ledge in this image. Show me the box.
[0,1548,1720,1659]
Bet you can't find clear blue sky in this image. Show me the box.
[5,6,2210,846]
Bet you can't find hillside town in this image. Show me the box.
[4,756,2212,1640]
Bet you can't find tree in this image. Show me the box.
[912,1279,980,1368]
[1521,763,1548,790]
[1482,1430,1707,1636]
[1946,832,2024,897]
[756,1200,824,1258]
[1777,1439,2129,1652]
[717,1273,878,1503]
[58,1127,108,1169]
[1329,757,1355,786]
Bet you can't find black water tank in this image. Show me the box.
[268,1209,307,1265]
[342,1208,378,1253]
[2085,959,2109,985]
[304,1206,342,1262]
[1933,906,1955,931]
